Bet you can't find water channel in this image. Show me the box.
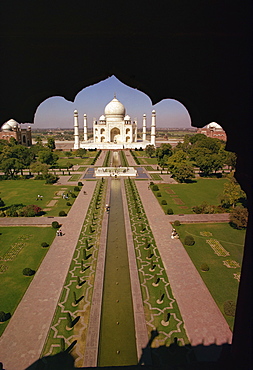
[98,152,137,366]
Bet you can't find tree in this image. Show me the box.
[0,157,23,178]
[65,151,72,158]
[47,136,56,150]
[66,161,73,170]
[156,143,172,164]
[222,173,246,208]
[35,136,43,146]
[167,150,187,170]
[189,133,206,144]
[75,148,86,158]
[9,145,35,175]
[37,149,58,166]
[145,144,155,158]
[170,162,195,182]
[195,154,216,176]
[211,153,224,173]
[224,151,237,172]
[229,206,248,229]
[30,161,49,176]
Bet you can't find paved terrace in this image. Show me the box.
[135,181,233,349]
[0,181,97,370]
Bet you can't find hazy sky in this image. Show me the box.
[33,76,192,129]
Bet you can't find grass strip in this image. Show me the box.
[42,179,107,366]
[125,178,189,348]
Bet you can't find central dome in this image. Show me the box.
[104,97,126,117]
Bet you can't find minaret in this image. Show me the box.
[74,110,80,149]
[151,110,156,146]
[142,114,147,141]
[134,119,138,142]
[83,114,88,141]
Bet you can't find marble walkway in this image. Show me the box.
[135,181,233,349]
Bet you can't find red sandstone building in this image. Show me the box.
[197,122,227,141]
[0,119,32,146]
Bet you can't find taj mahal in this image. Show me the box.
[73,95,156,150]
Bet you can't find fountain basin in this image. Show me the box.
[95,167,137,177]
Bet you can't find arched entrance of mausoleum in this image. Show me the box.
[110,127,120,143]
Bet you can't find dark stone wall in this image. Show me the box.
[0,1,252,368]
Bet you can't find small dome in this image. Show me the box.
[7,118,19,128]
[1,119,19,131]
[206,122,223,130]
[1,123,12,131]
[124,115,131,120]
[104,97,125,117]
[99,114,106,121]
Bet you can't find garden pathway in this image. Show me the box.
[135,181,233,349]
[0,181,97,370]
[123,150,136,167]
[95,150,107,166]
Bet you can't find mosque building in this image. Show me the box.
[0,119,32,146]
[197,122,227,141]
[73,96,156,149]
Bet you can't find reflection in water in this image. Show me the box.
[112,151,120,167]
[98,179,137,366]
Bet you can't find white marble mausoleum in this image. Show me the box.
[73,96,156,149]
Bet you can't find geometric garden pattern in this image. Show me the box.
[42,179,106,366]
[125,178,189,348]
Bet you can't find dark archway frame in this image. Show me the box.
[0,1,252,368]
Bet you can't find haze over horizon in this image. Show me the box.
[33,76,192,130]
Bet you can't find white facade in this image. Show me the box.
[73,96,156,149]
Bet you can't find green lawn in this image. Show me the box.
[144,165,158,171]
[0,226,56,336]
[56,156,94,168]
[0,180,78,216]
[153,178,228,214]
[150,173,163,181]
[133,151,158,165]
[174,223,246,330]
[68,174,82,181]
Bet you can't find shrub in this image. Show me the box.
[41,242,49,248]
[192,202,216,214]
[78,182,83,187]
[0,198,5,207]
[223,300,236,317]
[74,186,80,192]
[5,206,19,217]
[184,235,195,246]
[34,174,44,180]
[161,199,167,205]
[52,221,60,229]
[152,185,159,191]
[71,193,77,198]
[59,210,67,217]
[156,192,161,197]
[23,267,35,276]
[66,202,71,206]
[0,311,11,322]
[166,208,174,215]
[150,181,154,186]
[22,204,42,217]
[200,263,209,271]
[174,220,181,226]
[229,206,248,229]
[45,173,58,184]
[0,211,6,217]
[0,311,6,322]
